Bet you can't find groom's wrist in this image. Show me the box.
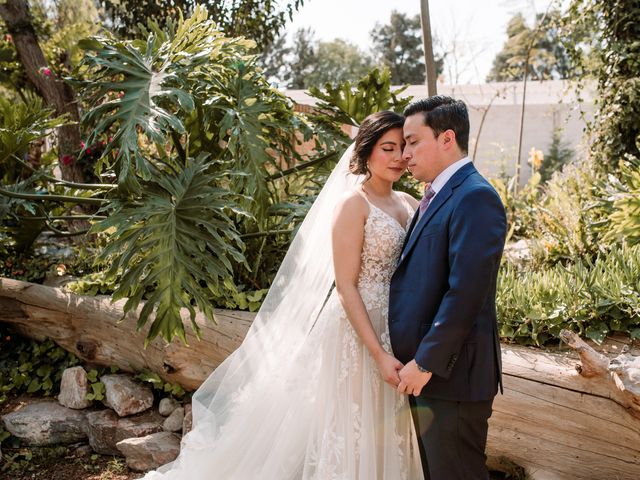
[414,360,430,374]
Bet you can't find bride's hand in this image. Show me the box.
[374,351,404,387]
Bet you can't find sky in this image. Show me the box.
[285,0,556,84]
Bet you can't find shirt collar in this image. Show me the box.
[430,156,472,194]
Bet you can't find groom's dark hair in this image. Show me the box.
[404,96,470,153]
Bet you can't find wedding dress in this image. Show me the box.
[143,147,424,480]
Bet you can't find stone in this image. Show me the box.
[182,403,193,435]
[85,409,164,455]
[162,407,184,433]
[1,400,86,446]
[116,431,180,472]
[100,374,154,417]
[158,397,179,417]
[58,366,92,409]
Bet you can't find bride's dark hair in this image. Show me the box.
[350,110,405,176]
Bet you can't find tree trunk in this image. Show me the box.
[419,0,437,96]
[0,0,85,183]
[1,277,639,479]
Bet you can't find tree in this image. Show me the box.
[540,128,573,183]
[303,39,373,88]
[487,10,576,82]
[263,29,374,89]
[257,33,290,85]
[284,27,316,89]
[0,0,90,183]
[97,0,304,45]
[370,10,444,85]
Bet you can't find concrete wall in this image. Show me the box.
[285,80,595,182]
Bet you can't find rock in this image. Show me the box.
[182,403,192,435]
[162,407,184,433]
[1,400,86,446]
[101,374,154,417]
[158,397,179,416]
[116,431,181,472]
[58,366,92,409]
[503,239,533,266]
[85,409,164,455]
[74,444,93,457]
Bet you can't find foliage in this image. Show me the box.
[370,10,444,85]
[1,5,354,346]
[0,0,100,97]
[539,128,574,183]
[0,326,79,406]
[532,161,610,264]
[280,27,316,89]
[605,162,640,246]
[308,67,411,128]
[490,172,542,243]
[303,39,374,89]
[268,28,374,89]
[92,157,247,344]
[487,9,586,82]
[498,243,640,346]
[98,0,304,46]
[257,32,290,85]
[136,370,186,398]
[564,0,640,171]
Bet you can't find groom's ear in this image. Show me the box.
[441,129,457,149]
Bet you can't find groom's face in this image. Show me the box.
[403,113,443,183]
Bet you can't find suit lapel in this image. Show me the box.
[399,163,477,264]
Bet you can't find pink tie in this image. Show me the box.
[419,185,436,214]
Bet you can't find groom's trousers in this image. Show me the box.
[409,396,494,480]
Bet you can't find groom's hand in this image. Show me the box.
[397,360,432,396]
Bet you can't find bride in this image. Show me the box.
[143,111,424,479]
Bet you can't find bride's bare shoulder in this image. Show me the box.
[333,190,369,221]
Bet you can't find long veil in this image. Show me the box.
[146,145,363,478]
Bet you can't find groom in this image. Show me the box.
[389,96,507,479]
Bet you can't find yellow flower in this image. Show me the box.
[528,147,544,170]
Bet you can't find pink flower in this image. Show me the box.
[80,141,85,149]
[86,147,92,155]
[118,91,125,98]
[4,34,12,42]
[108,136,113,142]
[41,67,52,77]
[61,154,74,166]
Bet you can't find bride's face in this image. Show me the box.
[367,128,407,183]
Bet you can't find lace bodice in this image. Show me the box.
[358,199,414,311]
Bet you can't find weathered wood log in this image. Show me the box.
[0,277,252,391]
[488,332,640,479]
[1,277,640,479]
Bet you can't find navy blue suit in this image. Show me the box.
[389,162,507,479]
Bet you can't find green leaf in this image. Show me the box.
[94,156,246,344]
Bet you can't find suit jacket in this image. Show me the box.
[389,162,507,402]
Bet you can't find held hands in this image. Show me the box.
[397,360,432,396]
[374,351,404,388]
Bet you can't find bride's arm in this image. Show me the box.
[332,193,403,387]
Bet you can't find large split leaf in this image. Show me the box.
[92,155,248,344]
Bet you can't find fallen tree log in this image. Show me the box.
[0,277,252,391]
[1,277,639,479]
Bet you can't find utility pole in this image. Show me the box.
[420,0,437,96]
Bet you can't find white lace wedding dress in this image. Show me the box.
[143,196,424,480]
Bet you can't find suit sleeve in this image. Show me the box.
[414,185,507,379]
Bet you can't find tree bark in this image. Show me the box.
[0,0,85,183]
[419,0,437,96]
[1,277,639,479]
